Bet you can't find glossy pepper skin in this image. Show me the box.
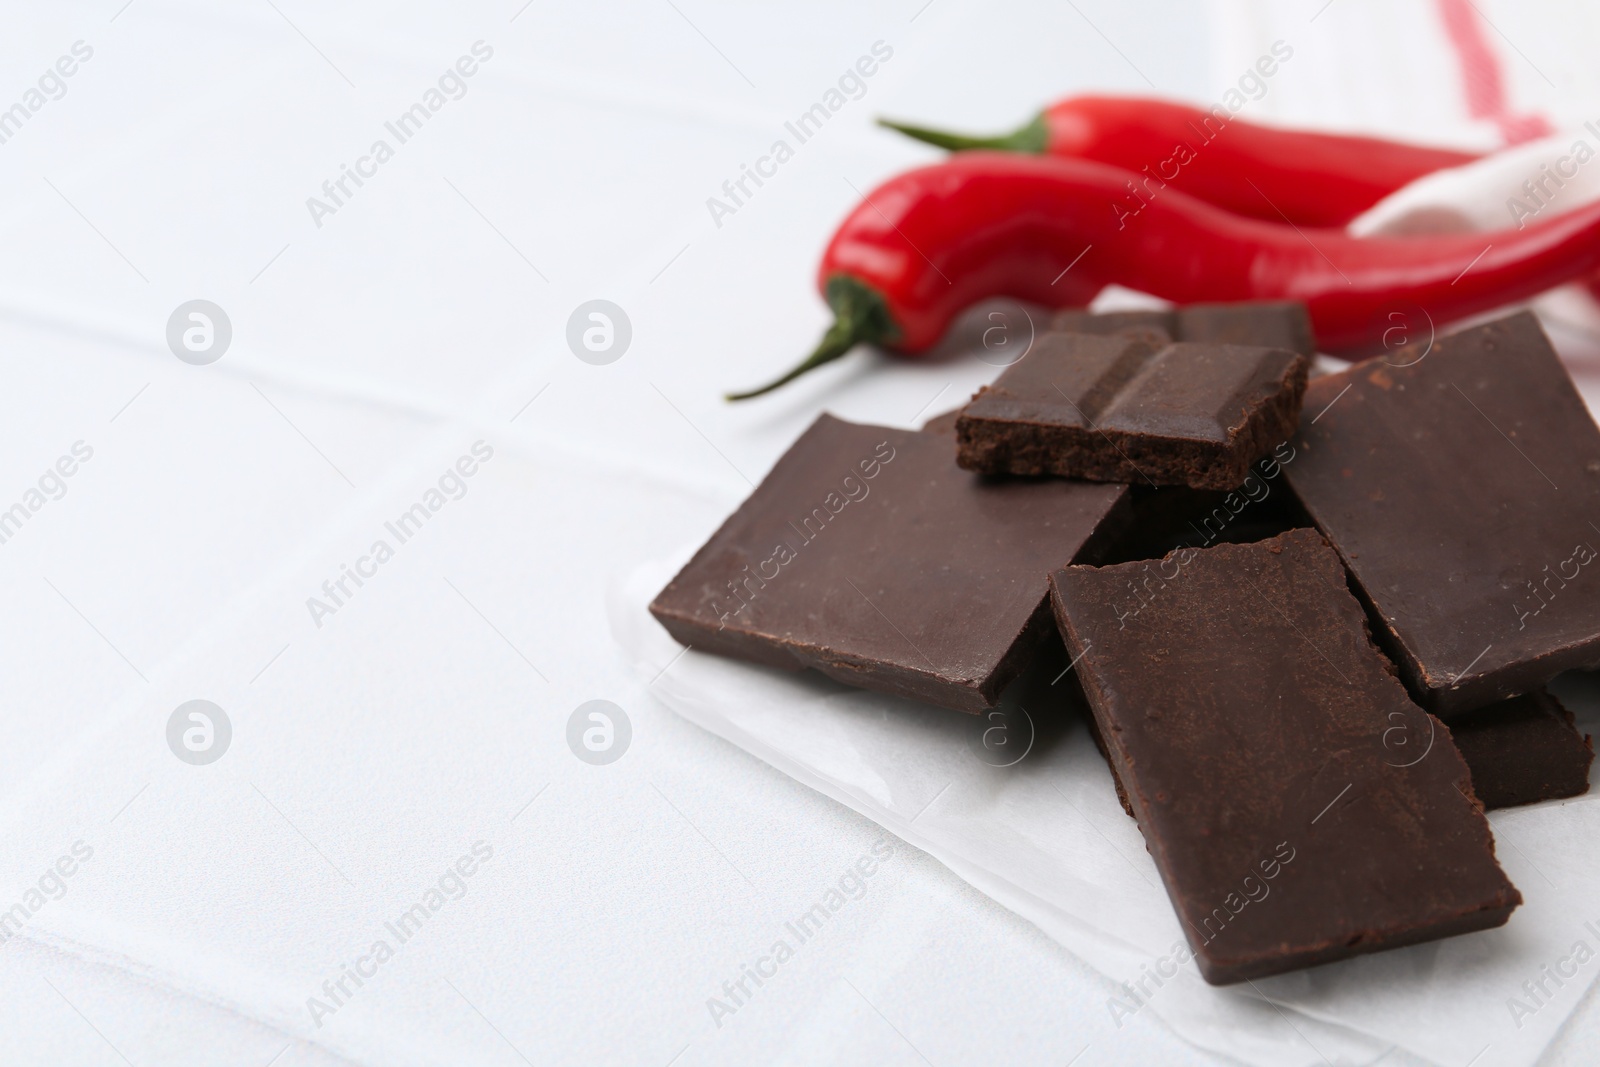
[879,95,1479,228]
[728,152,1600,400]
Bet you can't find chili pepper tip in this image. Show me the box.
[876,113,1048,154]
[726,276,898,401]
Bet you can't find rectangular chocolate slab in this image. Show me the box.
[956,333,1308,489]
[1448,689,1593,809]
[650,414,1129,713]
[1052,300,1316,356]
[1285,311,1600,714]
[1050,529,1520,984]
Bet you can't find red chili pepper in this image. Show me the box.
[879,96,1478,229]
[727,152,1600,400]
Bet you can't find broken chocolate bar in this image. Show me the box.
[1449,689,1593,809]
[955,333,1308,489]
[1050,529,1521,984]
[1052,300,1316,356]
[650,414,1129,713]
[1285,311,1600,714]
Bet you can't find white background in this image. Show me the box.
[1,1,1597,1064]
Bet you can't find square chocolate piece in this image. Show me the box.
[1285,311,1600,714]
[650,414,1128,713]
[1050,529,1520,984]
[1052,300,1316,356]
[955,333,1309,489]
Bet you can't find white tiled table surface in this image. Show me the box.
[1,2,1597,1065]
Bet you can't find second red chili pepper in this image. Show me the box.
[728,152,1600,400]
[878,95,1479,229]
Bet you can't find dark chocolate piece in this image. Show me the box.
[650,414,1129,713]
[955,333,1309,489]
[1449,689,1593,809]
[1052,300,1316,356]
[1050,529,1520,985]
[1285,311,1600,714]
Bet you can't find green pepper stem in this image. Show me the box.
[726,275,898,401]
[876,112,1048,154]
[724,320,864,401]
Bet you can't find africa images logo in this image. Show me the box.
[567,700,632,765]
[166,700,232,765]
[166,300,232,365]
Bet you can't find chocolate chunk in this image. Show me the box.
[1285,312,1600,714]
[1052,300,1316,356]
[1449,689,1593,809]
[955,333,1309,489]
[1050,529,1520,984]
[650,414,1129,713]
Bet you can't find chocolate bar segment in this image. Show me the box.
[650,414,1129,713]
[1051,300,1315,356]
[1050,529,1520,984]
[955,333,1308,489]
[1449,689,1593,809]
[1285,311,1600,714]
